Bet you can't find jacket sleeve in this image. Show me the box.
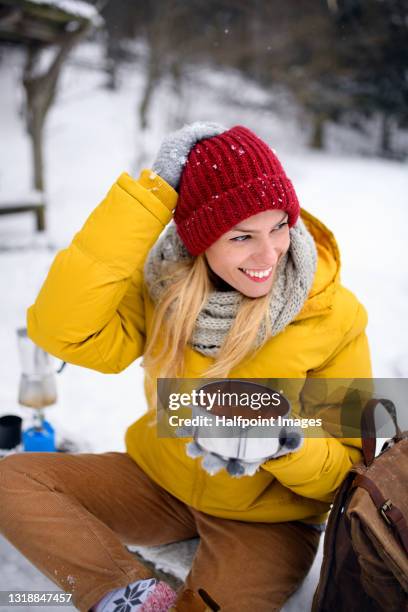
[261,300,373,503]
[27,171,177,374]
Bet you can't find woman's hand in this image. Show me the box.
[184,425,304,478]
[152,121,227,190]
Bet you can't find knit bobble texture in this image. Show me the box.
[174,125,300,256]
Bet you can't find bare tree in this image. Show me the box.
[23,22,91,191]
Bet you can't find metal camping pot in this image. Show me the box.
[191,380,291,462]
[0,415,22,450]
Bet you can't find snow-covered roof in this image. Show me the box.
[27,0,103,26]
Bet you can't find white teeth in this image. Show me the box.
[241,267,272,278]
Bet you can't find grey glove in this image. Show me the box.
[183,425,304,478]
[152,121,227,190]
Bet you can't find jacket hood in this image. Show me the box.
[296,208,341,320]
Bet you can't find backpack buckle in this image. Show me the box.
[380,499,393,525]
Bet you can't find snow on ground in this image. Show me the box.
[0,41,407,610]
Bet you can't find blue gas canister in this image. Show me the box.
[23,419,56,452]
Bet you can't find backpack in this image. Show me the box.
[312,398,408,612]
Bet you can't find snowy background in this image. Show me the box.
[1,39,407,611]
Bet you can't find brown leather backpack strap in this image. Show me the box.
[312,471,356,611]
[353,473,408,555]
[360,398,403,467]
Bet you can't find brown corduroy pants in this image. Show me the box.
[0,451,320,612]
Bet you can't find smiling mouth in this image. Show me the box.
[238,267,273,282]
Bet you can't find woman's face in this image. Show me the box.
[204,209,290,298]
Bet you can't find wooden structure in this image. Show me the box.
[0,195,46,231]
[0,0,102,231]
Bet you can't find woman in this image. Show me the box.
[0,123,372,612]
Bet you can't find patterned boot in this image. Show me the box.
[92,578,177,611]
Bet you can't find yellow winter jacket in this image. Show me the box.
[27,170,372,527]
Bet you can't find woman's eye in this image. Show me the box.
[274,222,288,231]
[230,222,288,242]
[231,235,250,242]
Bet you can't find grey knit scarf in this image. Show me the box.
[144,218,317,356]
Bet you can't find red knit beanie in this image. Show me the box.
[174,125,300,256]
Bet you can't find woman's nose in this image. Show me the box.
[251,240,280,265]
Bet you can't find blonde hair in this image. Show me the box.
[141,255,273,410]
